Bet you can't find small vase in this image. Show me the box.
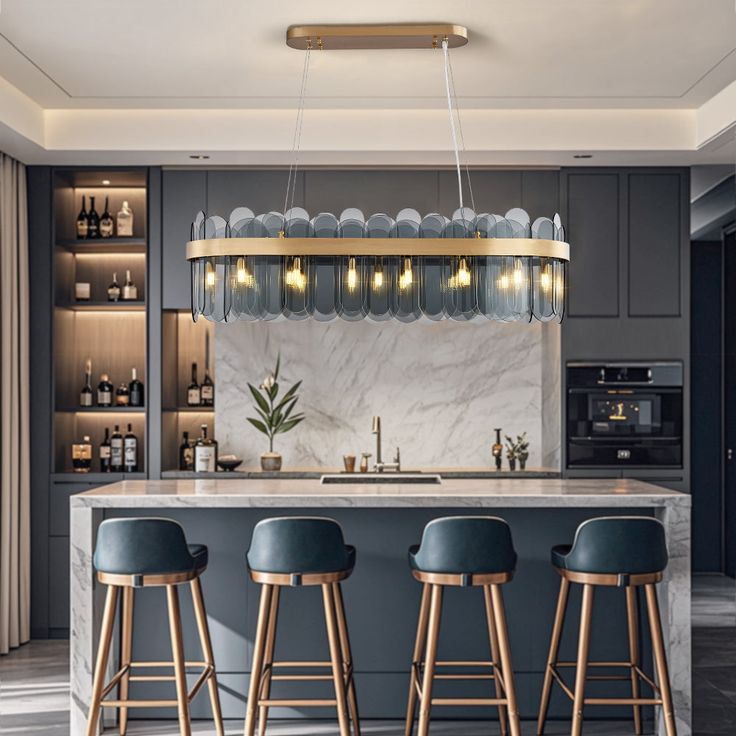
[508,457,516,471]
[519,456,528,471]
[260,452,282,472]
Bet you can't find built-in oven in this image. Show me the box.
[566,362,683,468]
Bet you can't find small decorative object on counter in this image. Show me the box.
[505,432,530,471]
[117,200,134,237]
[107,272,121,302]
[343,454,356,473]
[121,269,138,300]
[194,423,218,472]
[79,359,93,407]
[179,431,194,471]
[76,195,88,239]
[74,282,91,301]
[217,455,243,472]
[247,353,305,472]
[97,374,113,407]
[129,368,144,407]
[99,196,114,238]
[124,423,138,472]
[360,452,371,473]
[110,425,124,472]
[72,435,92,473]
[100,428,111,472]
[491,427,503,470]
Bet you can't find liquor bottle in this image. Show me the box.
[115,383,130,406]
[124,423,138,472]
[117,200,133,237]
[187,362,201,406]
[97,374,113,407]
[76,195,89,239]
[72,435,92,473]
[179,431,194,471]
[107,272,121,302]
[99,196,114,238]
[194,424,217,472]
[79,359,93,407]
[129,368,144,407]
[110,425,124,472]
[121,270,138,301]
[100,428,111,473]
[201,367,215,407]
[87,196,100,239]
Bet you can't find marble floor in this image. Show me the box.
[1,575,735,735]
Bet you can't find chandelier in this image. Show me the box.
[186,23,569,324]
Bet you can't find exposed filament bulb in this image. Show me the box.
[346,257,358,292]
[539,265,552,293]
[285,256,306,292]
[399,257,413,291]
[448,256,472,289]
[236,257,254,287]
[373,259,384,290]
[205,262,215,288]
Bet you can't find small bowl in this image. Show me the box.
[217,455,243,472]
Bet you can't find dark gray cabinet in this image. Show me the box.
[162,170,206,310]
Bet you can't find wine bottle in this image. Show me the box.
[97,374,113,407]
[107,272,121,302]
[99,196,114,238]
[124,423,138,473]
[201,367,214,407]
[117,200,133,237]
[87,196,100,239]
[76,195,89,239]
[115,383,130,406]
[187,362,201,406]
[194,424,217,472]
[121,270,138,301]
[100,428,111,473]
[110,425,123,472]
[179,431,194,471]
[129,368,144,407]
[72,435,92,473]
[79,359,93,407]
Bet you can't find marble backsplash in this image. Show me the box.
[215,319,561,469]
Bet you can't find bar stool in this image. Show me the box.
[537,516,676,736]
[244,517,360,736]
[86,518,224,736]
[404,516,521,736]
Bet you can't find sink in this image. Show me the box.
[320,473,442,485]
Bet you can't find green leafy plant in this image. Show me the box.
[505,432,529,460]
[247,354,305,453]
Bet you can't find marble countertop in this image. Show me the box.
[71,477,690,509]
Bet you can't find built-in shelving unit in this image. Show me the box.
[52,168,148,475]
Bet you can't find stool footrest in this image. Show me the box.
[431,697,508,707]
[258,698,338,707]
[549,661,662,704]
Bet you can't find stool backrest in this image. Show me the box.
[567,516,668,575]
[247,517,351,574]
[94,517,196,575]
[414,516,517,574]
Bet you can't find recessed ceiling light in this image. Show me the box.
[101,179,111,185]
[573,154,593,159]
[189,154,210,160]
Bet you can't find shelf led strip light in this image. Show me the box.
[185,23,569,324]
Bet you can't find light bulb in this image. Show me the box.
[346,257,358,292]
[498,274,510,290]
[539,267,552,292]
[205,263,215,288]
[236,257,254,286]
[286,256,306,292]
[399,257,413,290]
[449,256,471,289]
[513,260,524,288]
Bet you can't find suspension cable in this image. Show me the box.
[441,38,464,215]
[447,44,476,215]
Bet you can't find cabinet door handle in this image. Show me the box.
[728,448,733,461]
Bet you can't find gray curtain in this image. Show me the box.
[0,152,30,654]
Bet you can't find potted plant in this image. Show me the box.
[247,355,305,471]
[505,432,530,471]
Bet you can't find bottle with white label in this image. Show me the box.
[124,423,138,472]
[187,362,201,406]
[117,200,133,237]
[107,272,121,302]
[97,374,113,407]
[194,424,217,472]
[79,359,93,407]
[110,425,124,472]
[100,428,111,472]
[121,270,138,301]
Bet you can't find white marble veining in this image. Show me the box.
[215,319,561,469]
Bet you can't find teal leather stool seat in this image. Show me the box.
[86,518,223,736]
[538,516,676,736]
[405,516,521,736]
[244,517,360,736]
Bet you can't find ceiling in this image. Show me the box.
[1,0,736,165]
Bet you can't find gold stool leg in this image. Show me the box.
[258,586,281,736]
[323,583,351,736]
[166,584,192,736]
[86,585,119,736]
[190,577,225,736]
[626,586,643,735]
[571,584,595,736]
[417,584,443,736]
[118,587,134,736]
[645,584,678,736]
[244,584,274,736]
[489,585,521,736]
[333,582,361,736]
[483,585,509,736]
[537,577,570,735]
[404,583,431,736]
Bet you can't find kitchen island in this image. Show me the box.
[70,477,691,735]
